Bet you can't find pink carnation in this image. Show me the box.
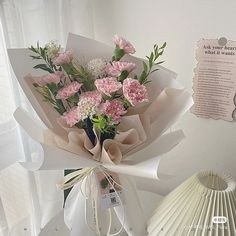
[56,81,82,100]
[62,106,80,127]
[99,100,126,124]
[123,78,149,106]
[106,61,136,77]
[78,91,102,120]
[95,77,122,96]
[53,50,73,65]
[37,71,64,86]
[113,35,136,54]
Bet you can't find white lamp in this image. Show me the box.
[147,171,236,235]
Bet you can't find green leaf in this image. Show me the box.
[47,83,58,95]
[29,46,38,53]
[102,93,111,101]
[118,70,129,82]
[149,52,154,62]
[149,52,154,68]
[67,95,79,104]
[143,61,148,73]
[114,48,125,61]
[55,99,66,114]
[40,47,45,58]
[124,98,132,109]
[158,50,164,56]
[139,71,147,84]
[33,64,54,73]
[155,60,165,65]
[150,68,159,74]
[154,45,159,55]
[144,80,151,84]
[160,42,167,49]
[30,55,42,59]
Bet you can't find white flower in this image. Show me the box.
[45,41,61,59]
[87,58,107,78]
[77,91,102,120]
[77,97,98,120]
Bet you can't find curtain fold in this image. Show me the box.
[0,0,95,235]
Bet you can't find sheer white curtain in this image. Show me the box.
[0,0,94,235]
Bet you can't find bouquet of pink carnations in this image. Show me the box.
[8,33,192,236]
[29,35,166,149]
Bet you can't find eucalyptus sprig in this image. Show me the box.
[29,42,57,73]
[138,42,166,84]
[33,84,66,115]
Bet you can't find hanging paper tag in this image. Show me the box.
[192,38,236,121]
[95,170,124,209]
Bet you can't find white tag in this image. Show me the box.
[95,170,124,209]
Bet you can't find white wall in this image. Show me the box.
[92,0,236,193]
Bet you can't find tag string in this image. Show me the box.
[98,166,126,236]
[58,166,126,236]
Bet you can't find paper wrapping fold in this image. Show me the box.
[14,107,185,180]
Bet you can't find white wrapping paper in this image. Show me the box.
[7,33,193,235]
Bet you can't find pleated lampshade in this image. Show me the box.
[147,171,236,236]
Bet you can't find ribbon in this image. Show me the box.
[58,166,126,236]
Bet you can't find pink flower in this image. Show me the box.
[113,35,136,54]
[37,71,64,86]
[56,81,82,100]
[123,78,149,106]
[77,91,102,120]
[106,61,136,77]
[52,50,73,65]
[95,77,122,96]
[99,100,126,124]
[62,107,80,127]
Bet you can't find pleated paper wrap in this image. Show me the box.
[148,171,236,236]
[8,33,193,236]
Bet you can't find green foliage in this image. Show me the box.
[29,43,57,73]
[92,115,116,135]
[36,86,55,106]
[33,64,53,73]
[123,98,132,109]
[66,65,95,91]
[92,115,110,132]
[102,93,112,101]
[35,81,66,115]
[55,99,66,115]
[138,42,167,84]
[76,66,96,91]
[112,46,125,61]
[118,70,129,82]
[47,83,59,95]
[67,95,79,106]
